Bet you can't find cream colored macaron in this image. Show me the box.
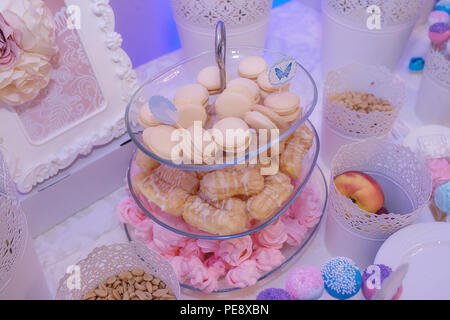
[244,111,278,130]
[227,78,260,104]
[215,88,254,119]
[257,71,290,94]
[173,84,209,108]
[238,56,268,80]
[279,106,302,122]
[197,66,229,95]
[212,117,251,152]
[175,103,207,128]
[264,91,300,116]
[251,104,289,129]
[142,125,180,161]
[137,103,162,128]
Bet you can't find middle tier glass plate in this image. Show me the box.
[127,120,320,240]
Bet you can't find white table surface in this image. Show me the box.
[34,0,437,300]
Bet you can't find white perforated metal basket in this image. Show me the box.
[325,138,432,269]
[0,151,50,299]
[55,242,181,300]
[321,63,405,164]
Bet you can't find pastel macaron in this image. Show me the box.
[227,78,260,104]
[197,66,230,95]
[137,103,162,128]
[250,104,289,129]
[173,83,209,108]
[264,91,301,122]
[215,87,254,119]
[257,71,290,98]
[238,56,268,80]
[142,125,180,161]
[244,111,278,130]
[212,117,251,153]
[175,103,207,128]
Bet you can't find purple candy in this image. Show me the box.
[429,22,450,33]
[256,288,291,300]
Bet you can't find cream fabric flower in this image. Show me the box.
[0,0,57,105]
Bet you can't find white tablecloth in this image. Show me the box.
[34,0,435,300]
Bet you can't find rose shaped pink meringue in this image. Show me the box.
[187,256,219,293]
[427,158,450,189]
[180,239,205,260]
[117,197,146,227]
[281,215,308,246]
[291,184,322,228]
[168,256,191,283]
[204,256,227,278]
[253,218,287,249]
[225,260,260,288]
[252,247,285,273]
[216,235,253,266]
[134,218,154,243]
[196,239,220,254]
[152,223,188,256]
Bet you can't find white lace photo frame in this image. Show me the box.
[0,0,142,193]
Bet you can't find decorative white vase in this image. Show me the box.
[321,0,424,76]
[415,49,450,126]
[0,151,50,300]
[170,0,273,57]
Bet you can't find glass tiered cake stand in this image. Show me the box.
[123,47,327,293]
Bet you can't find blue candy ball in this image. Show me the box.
[409,57,425,72]
[321,257,362,300]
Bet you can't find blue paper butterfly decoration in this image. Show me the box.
[268,57,297,87]
[148,95,179,125]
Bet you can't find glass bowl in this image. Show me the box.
[125,46,318,171]
[127,119,320,240]
[123,165,328,294]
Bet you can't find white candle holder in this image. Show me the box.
[321,63,405,165]
[415,49,450,126]
[0,151,50,300]
[321,0,423,76]
[325,139,432,269]
[55,242,181,300]
[170,0,273,57]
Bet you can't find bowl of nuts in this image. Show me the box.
[320,63,405,164]
[55,242,180,300]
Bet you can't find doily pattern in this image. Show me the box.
[323,0,423,28]
[0,151,27,291]
[170,0,273,28]
[328,139,432,239]
[324,63,404,139]
[424,49,450,89]
[55,242,181,300]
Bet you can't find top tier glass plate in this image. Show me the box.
[125,46,318,171]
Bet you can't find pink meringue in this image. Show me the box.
[253,218,287,249]
[427,158,450,190]
[179,239,206,260]
[217,235,253,266]
[281,215,308,246]
[152,223,188,256]
[204,256,227,278]
[252,247,285,273]
[225,260,260,288]
[196,239,220,254]
[134,218,154,243]
[187,256,219,293]
[291,183,322,228]
[168,256,191,283]
[117,197,146,227]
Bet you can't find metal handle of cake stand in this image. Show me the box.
[215,21,226,93]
